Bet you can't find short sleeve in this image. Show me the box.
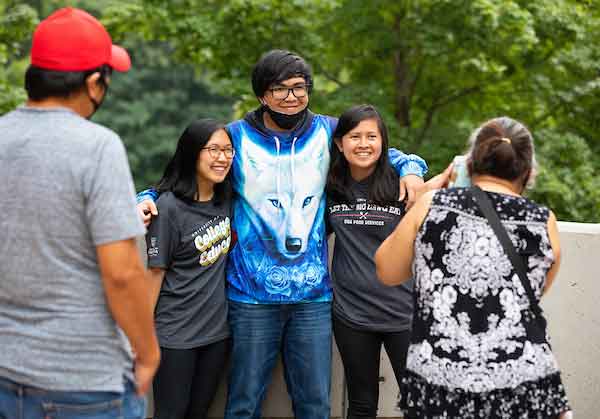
[325,204,334,236]
[145,195,179,269]
[84,135,146,246]
[136,188,158,204]
[388,148,429,178]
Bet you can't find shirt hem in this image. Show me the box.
[0,368,125,393]
[158,332,230,350]
[333,304,412,333]
[227,292,333,304]
[93,226,147,246]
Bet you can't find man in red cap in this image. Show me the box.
[0,7,159,419]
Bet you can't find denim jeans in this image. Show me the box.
[224,300,332,419]
[0,376,146,419]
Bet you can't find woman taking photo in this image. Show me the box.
[326,104,436,419]
[376,117,570,418]
[145,119,234,419]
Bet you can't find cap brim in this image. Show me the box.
[108,44,131,72]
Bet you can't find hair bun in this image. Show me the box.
[468,118,534,184]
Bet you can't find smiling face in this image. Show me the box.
[196,128,233,186]
[260,76,309,116]
[335,118,383,181]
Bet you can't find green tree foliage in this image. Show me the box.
[0,1,37,113]
[92,41,234,190]
[2,1,598,220]
[2,0,234,191]
[103,0,599,221]
[531,130,600,222]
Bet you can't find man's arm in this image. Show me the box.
[97,238,160,395]
[388,148,428,206]
[388,148,428,179]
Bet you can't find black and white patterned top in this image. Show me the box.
[400,187,570,419]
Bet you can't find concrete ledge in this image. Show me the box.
[146,223,600,418]
[558,221,600,234]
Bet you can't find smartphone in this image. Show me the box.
[449,155,471,187]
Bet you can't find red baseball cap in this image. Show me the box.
[31,7,131,72]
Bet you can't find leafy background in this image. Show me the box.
[2,0,599,221]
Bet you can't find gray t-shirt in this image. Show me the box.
[0,107,145,392]
[327,177,414,332]
[146,192,231,349]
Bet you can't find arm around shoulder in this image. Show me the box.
[387,148,429,178]
[136,188,159,227]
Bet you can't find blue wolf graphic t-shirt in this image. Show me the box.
[146,192,231,347]
[225,110,336,303]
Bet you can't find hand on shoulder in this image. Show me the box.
[137,200,158,227]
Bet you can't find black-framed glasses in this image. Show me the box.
[269,84,310,100]
[202,146,235,159]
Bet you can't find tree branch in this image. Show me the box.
[417,85,481,143]
[531,77,600,128]
[315,64,348,88]
[408,53,425,102]
[392,14,412,127]
[296,48,348,88]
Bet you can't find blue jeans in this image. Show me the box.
[224,301,332,419]
[0,376,146,419]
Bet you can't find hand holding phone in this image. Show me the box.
[449,155,471,187]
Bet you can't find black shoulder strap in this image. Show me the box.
[471,186,541,316]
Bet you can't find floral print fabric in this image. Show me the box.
[400,188,570,418]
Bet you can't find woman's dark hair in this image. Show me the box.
[156,119,232,205]
[467,116,536,187]
[25,64,112,100]
[251,49,313,97]
[326,104,398,203]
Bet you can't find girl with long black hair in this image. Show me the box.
[326,104,415,419]
[145,119,234,419]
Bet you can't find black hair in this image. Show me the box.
[326,104,399,203]
[156,119,232,205]
[251,49,313,98]
[467,116,535,186]
[25,64,112,101]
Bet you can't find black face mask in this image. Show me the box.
[88,97,102,118]
[264,105,307,130]
[87,81,109,119]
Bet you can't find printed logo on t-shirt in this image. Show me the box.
[148,236,159,257]
[193,216,231,266]
[329,199,403,227]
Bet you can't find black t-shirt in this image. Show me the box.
[146,191,231,348]
[327,177,414,332]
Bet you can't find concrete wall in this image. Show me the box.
[542,222,600,418]
[146,222,600,418]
